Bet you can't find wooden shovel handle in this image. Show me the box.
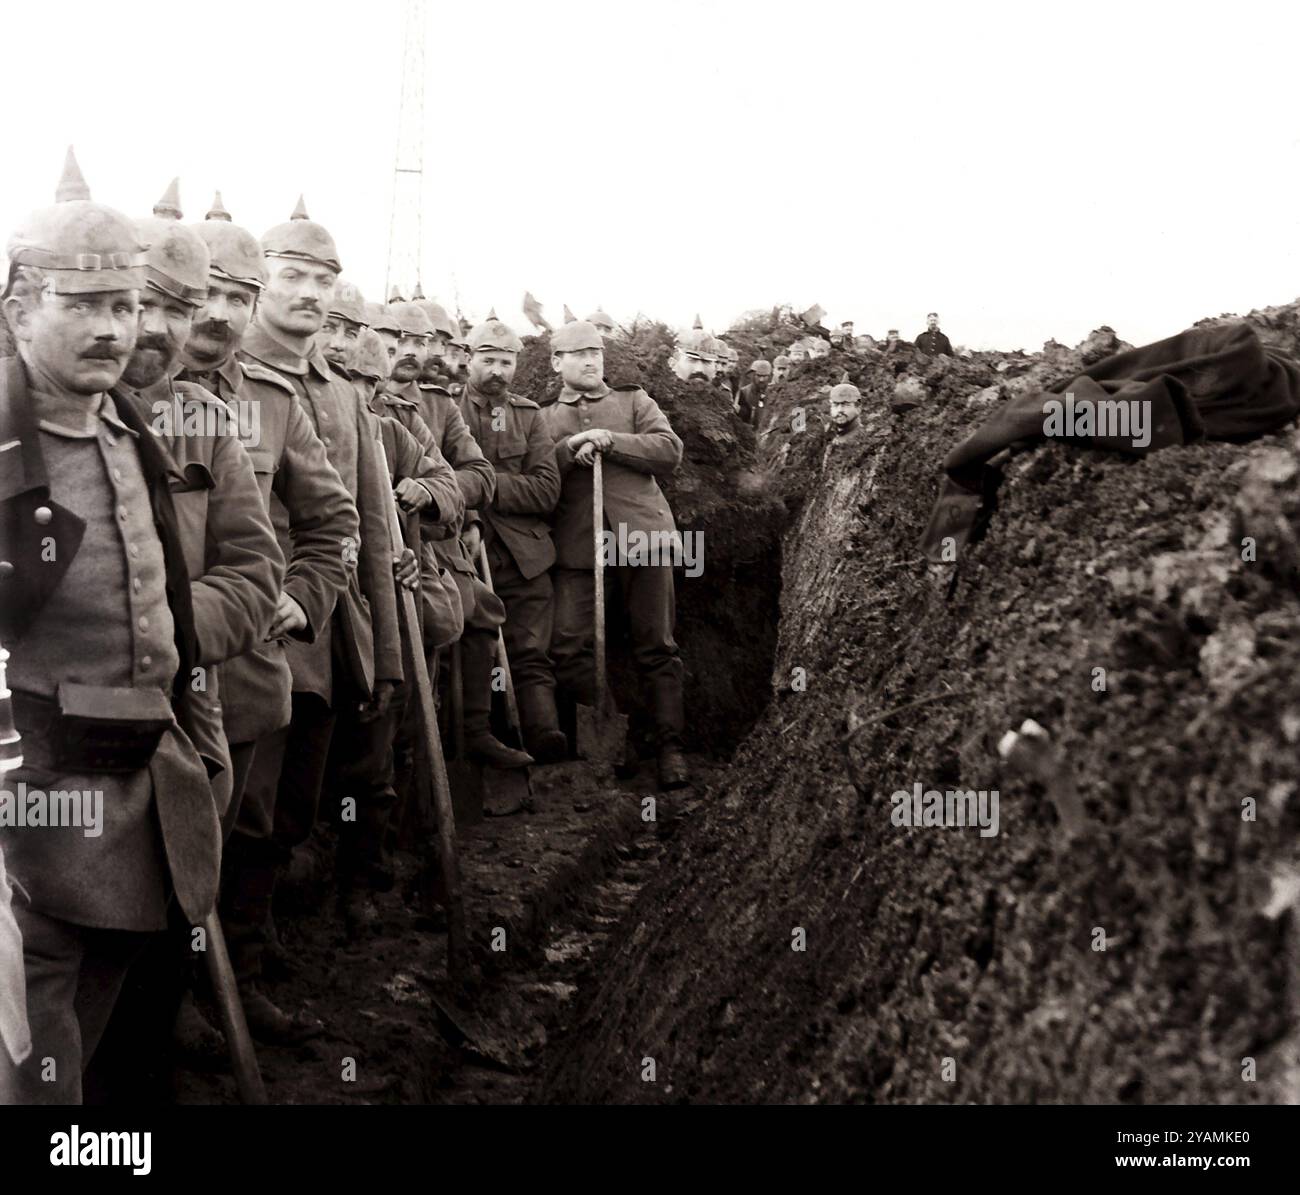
[592,453,607,706]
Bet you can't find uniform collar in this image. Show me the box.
[241,318,309,377]
[465,382,513,408]
[558,381,610,404]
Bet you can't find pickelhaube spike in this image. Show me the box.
[389,285,404,303]
[487,306,498,320]
[290,194,310,220]
[55,146,90,202]
[412,283,426,300]
[563,304,577,323]
[152,178,183,221]
[693,313,703,330]
[205,191,231,221]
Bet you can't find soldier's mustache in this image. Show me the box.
[292,301,320,313]
[134,334,172,356]
[82,343,123,360]
[192,320,230,342]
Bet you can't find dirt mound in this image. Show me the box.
[541,313,1300,1104]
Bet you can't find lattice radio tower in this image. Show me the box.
[384,0,428,302]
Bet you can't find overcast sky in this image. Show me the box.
[3,0,1297,350]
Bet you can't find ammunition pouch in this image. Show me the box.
[12,684,172,774]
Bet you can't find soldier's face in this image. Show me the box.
[469,348,517,397]
[927,314,939,331]
[261,257,337,338]
[830,393,861,431]
[123,286,195,388]
[672,350,715,382]
[319,315,361,369]
[789,347,807,362]
[374,328,400,370]
[392,332,428,382]
[552,346,604,390]
[6,287,140,395]
[185,276,257,367]
[421,334,447,367]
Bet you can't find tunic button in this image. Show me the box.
[138,615,150,632]
[0,561,13,580]
[133,577,142,593]
[129,544,140,558]
[34,506,53,525]
[113,468,123,482]
[139,656,152,670]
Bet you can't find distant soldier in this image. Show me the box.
[398,312,528,769]
[715,342,739,398]
[736,359,771,426]
[883,329,909,354]
[669,316,717,383]
[414,295,455,385]
[177,194,359,1041]
[787,342,809,364]
[544,320,689,790]
[772,354,792,384]
[317,279,367,372]
[458,317,566,762]
[914,312,953,356]
[0,151,228,1102]
[585,307,617,338]
[828,382,863,437]
[443,318,471,396]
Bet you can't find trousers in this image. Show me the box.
[551,564,685,745]
[0,905,148,1104]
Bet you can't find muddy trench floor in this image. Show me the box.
[164,755,725,1105]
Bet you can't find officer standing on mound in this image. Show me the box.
[544,320,690,790]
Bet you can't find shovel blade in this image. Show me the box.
[574,701,629,765]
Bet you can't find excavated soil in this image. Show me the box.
[539,310,1300,1105]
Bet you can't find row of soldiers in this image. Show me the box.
[667,313,956,428]
[0,150,689,1101]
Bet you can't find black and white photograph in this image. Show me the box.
[0,0,1295,1174]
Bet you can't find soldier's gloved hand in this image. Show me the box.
[460,522,482,560]
[394,477,431,513]
[586,428,614,452]
[359,679,398,723]
[573,441,598,467]
[267,592,308,640]
[393,548,419,591]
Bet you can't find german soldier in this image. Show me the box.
[0,151,228,1102]
[393,307,529,768]
[458,317,565,762]
[232,197,404,1032]
[174,195,358,1041]
[544,320,689,790]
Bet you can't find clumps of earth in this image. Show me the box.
[538,301,1300,1105]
